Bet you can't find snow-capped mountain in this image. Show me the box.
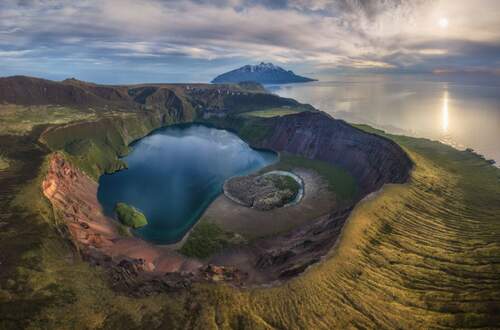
[212,62,316,84]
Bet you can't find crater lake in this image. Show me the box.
[97,124,277,244]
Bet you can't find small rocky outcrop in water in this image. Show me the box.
[115,202,148,228]
[224,171,302,210]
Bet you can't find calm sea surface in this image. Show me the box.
[97,124,277,244]
[270,75,500,164]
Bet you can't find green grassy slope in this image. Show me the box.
[1,111,499,328]
[40,112,171,178]
[0,121,187,329]
[266,154,358,202]
[240,106,310,118]
[181,131,500,329]
[180,222,241,259]
[0,104,97,135]
[0,155,9,170]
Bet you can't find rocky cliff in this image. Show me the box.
[205,111,413,280]
[248,112,413,196]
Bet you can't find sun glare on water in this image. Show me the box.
[442,90,449,132]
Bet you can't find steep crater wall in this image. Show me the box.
[205,112,413,280]
[247,112,413,197]
[35,83,413,287]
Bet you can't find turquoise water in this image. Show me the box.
[97,124,277,244]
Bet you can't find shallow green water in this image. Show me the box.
[97,124,277,244]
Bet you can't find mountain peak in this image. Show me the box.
[212,63,316,84]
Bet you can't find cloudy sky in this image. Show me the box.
[1,0,499,83]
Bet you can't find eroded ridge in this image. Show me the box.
[253,112,413,195]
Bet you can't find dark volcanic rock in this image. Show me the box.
[224,173,300,210]
[108,259,194,297]
[250,112,413,196]
[254,207,353,280]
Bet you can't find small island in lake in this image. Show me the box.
[115,202,148,228]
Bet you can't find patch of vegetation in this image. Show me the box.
[267,174,300,200]
[221,93,314,114]
[115,222,133,237]
[0,104,96,135]
[40,112,165,178]
[179,221,242,259]
[115,203,148,228]
[235,81,267,93]
[236,119,272,143]
[0,155,9,170]
[201,115,273,145]
[241,106,309,118]
[269,154,358,202]
[271,174,300,192]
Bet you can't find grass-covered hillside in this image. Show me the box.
[2,116,499,329]
[267,154,358,202]
[0,104,97,135]
[0,77,499,329]
[0,155,9,171]
[173,129,500,329]
[240,106,310,118]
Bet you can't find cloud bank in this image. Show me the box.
[1,0,499,82]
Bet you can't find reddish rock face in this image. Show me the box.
[43,154,120,248]
[42,153,202,274]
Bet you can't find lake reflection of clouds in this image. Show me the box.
[98,124,277,244]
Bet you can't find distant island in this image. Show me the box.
[212,62,317,84]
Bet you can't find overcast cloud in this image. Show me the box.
[1,0,499,83]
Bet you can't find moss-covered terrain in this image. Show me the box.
[265,154,357,203]
[0,155,9,171]
[115,203,148,228]
[0,104,97,135]
[180,222,244,259]
[267,173,300,200]
[0,77,499,329]
[240,106,308,118]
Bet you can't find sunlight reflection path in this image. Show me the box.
[442,90,449,133]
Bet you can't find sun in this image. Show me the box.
[439,17,449,28]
